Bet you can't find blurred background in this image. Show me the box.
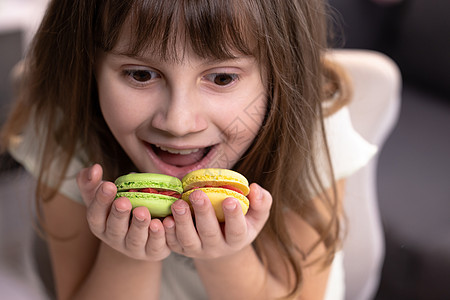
[1,0,449,299]
[328,0,450,299]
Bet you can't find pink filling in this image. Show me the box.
[127,188,181,198]
[191,185,244,195]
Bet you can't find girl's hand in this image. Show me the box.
[76,164,171,261]
[163,183,272,260]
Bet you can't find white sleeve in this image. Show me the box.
[316,106,378,186]
[326,106,378,179]
[8,121,85,204]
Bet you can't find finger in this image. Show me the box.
[222,197,247,247]
[86,181,117,235]
[189,190,224,248]
[146,219,170,259]
[105,197,132,247]
[163,216,182,253]
[77,164,103,206]
[244,183,272,232]
[171,200,201,253]
[125,206,151,257]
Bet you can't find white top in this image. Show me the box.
[8,105,377,300]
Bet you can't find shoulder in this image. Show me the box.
[7,117,87,204]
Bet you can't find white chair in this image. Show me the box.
[329,49,402,300]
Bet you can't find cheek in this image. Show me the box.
[97,80,147,136]
[215,73,267,128]
[98,92,131,135]
[100,103,130,137]
[242,92,268,133]
[218,90,268,152]
[239,72,268,132]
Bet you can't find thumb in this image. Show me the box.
[245,183,272,229]
[76,163,104,206]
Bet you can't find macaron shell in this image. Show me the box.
[116,192,178,217]
[181,187,249,222]
[115,173,183,194]
[182,168,250,196]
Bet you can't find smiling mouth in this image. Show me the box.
[151,144,213,167]
[144,142,217,178]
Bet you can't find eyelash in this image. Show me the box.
[122,69,160,87]
[122,69,240,88]
[203,73,240,87]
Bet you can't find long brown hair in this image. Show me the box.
[1,0,350,298]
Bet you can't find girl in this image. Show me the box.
[1,0,376,299]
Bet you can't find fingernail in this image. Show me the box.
[135,214,145,222]
[190,197,204,206]
[224,199,237,211]
[254,184,261,200]
[87,167,93,181]
[102,184,114,197]
[150,222,159,233]
[164,219,175,229]
[115,203,127,213]
[173,207,186,215]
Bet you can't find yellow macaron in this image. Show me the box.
[181,168,250,222]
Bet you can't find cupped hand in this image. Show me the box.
[163,183,272,260]
[76,164,171,261]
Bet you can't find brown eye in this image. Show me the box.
[214,74,233,85]
[205,73,239,86]
[124,69,160,85]
[131,70,153,82]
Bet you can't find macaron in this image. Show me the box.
[181,168,250,222]
[115,173,183,217]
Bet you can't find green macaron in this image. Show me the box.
[115,173,183,217]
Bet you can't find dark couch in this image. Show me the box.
[0,30,22,171]
[328,0,450,299]
[329,0,450,98]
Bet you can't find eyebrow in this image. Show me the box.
[110,50,150,61]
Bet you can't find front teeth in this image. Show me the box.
[157,145,200,155]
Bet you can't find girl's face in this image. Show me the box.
[95,34,267,179]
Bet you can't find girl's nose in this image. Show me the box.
[151,89,208,137]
